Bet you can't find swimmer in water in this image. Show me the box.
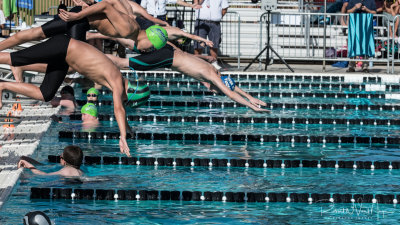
[81,102,100,130]
[18,145,84,177]
[86,87,100,104]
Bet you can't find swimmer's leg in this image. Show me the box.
[11,64,48,82]
[10,66,22,82]
[0,82,44,108]
[106,54,129,69]
[0,27,46,52]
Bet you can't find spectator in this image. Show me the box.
[341,0,350,27]
[346,0,376,73]
[193,0,229,70]
[382,0,399,39]
[312,0,344,24]
[140,0,201,22]
[0,0,6,37]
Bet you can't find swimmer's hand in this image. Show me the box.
[18,159,34,169]
[59,9,81,22]
[253,106,271,113]
[249,98,267,107]
[119,137,131,157]
[205,40,214,48]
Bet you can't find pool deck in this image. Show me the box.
[0,73,60,208]
[0,61,399,209]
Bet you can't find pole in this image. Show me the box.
[8,0,11,33]
[265,10,271,70]
[322,0,327,71]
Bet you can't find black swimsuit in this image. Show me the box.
[129,44,175,71]
[10,35,71,101]
[41,6,90,41]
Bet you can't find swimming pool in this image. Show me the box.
[2,72,400,224]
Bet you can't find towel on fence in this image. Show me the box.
[347,13,375,58]
[18,0,33,10]
[3,0,17,18]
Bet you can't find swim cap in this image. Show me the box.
[23,211,51,225]
[145,25,168,50]
[81,103,98,118]
[221,75,236,91]
[86,87,99,96]
[126,81,151,108]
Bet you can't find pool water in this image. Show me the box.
[2,72,400,224]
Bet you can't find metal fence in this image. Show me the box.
[18,1,400,73]
[166,9,241,68]
[221,11,241,68]
[391,15,400,73]
[258,12,392,73]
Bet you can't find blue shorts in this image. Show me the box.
[194,19,221,49]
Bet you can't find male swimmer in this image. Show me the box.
[104,39,269,112]
[0,34,137,156]
[18,145,84,177]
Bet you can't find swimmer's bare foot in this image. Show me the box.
[10,66,23,82]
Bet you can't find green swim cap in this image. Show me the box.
[81,103,98,118]
[145,25,168,50]
[126,81,151,108]
[87,87,100,96]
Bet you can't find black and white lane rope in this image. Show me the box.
[48,155,400,170]
[30,187,400,204]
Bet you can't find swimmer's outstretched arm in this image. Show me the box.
[169,27,213,47]
[210,77,270,112]
[18,159,78,176]
[18,159,58,175]
[112,82,131,157]
[61,0,125,22]
[86,32,136,50]
[233,86,267,108]
[0,26,46,52]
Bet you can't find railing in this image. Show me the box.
[18,0,75,25]
[166,8,241,67]
[23,1,400,73]
[221,11,241,68]
[391,15,400,74]
[258,12,391,73]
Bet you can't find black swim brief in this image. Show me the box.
[11,34,71,101]
[129,44,174,71]
[41,6,90,41]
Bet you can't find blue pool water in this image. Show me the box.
[2,72,400,224]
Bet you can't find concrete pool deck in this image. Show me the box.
[0,73,61,208]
